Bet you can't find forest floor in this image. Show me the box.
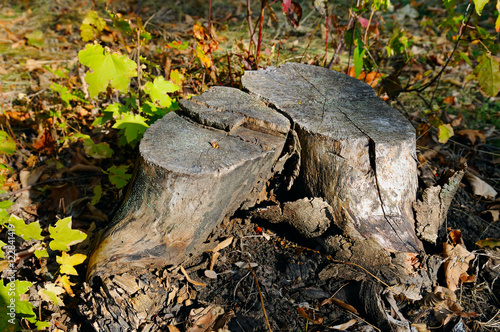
[0,0,499,331]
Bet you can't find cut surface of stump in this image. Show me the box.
[242,63,422,252]
[87,87,289,279]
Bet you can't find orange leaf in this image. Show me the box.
[33,129,56,154]
[449,229,463,246]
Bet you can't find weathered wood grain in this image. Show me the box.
[242,63,422,252]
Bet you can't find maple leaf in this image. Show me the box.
[106,165,132,189]
[112,113,149,146]
[56,251,87,275]
[49,217,87,251]
[80,10,106,42]
[5,215,44,242]
[83,138,114,159]
[143,76,179,108]
[78,43,137,99]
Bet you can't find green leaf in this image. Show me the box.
[110,12,134,35]
[459,52,472,67]
[80,10,106,42]
[112,113,149,145]
[7,215,43,241]
[91,185,102,205]
[473,0,489,15]
[83,138,114,159]
[438,124,454,144]
[106,165,132,189]
[78,44,137,99]
[167,41,189,50]
[0,279,37,330]
[50,83,84,107]
[0,131,16,155]
[49,217,87,252]
[353,41,365,79]
[25,30,44,47]
[143,77,179,108]
[474,54,500,97]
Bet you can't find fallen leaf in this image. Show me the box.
[188,305,224,332]
[465,172,497,199]
[479,209,499,222]
[442,243,474,291]
[33,129,56,154]
[476,238,500,248]
[438,123,454,144]
[456,129,486,145]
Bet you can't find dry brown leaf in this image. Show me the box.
[187,305,224,332]
[442,243,474,291]
[480,209,499,222]
[465,173,497,199]
[167,326,181,332]
[456,129,486,145]
[180,265,206,287]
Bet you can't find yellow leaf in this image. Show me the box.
[56,252,87,275]
[57,275,76,297]
[196,45,211,68]
[438,124,454,144]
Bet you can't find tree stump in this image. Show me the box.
[83,63,425,331]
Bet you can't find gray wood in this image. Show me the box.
[87,87,289,279]
[242,63,422,252]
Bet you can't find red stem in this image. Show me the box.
[256,0,266,67]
